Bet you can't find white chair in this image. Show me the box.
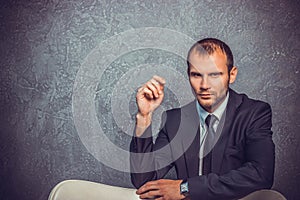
[240,189,286,200]
[48,180,286,200]
[48,180,139,200]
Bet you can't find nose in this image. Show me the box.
[200,75,210,90]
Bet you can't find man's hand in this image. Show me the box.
[135,75,166,136]
[136,179,185,200]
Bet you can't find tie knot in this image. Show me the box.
[205,114,217,128]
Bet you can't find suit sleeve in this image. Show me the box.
[130,112,174,188]
[188,102,275,200]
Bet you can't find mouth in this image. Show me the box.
[198,93,212,98]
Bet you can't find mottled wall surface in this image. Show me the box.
[0,0,299,199]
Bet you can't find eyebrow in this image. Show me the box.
[208,72,223,75]
[189,71,223,75]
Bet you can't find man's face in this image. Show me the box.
[188,49,237,113]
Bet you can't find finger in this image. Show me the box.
[153,75,166,86]
[145,81,160,98]
[136,86,147,98]
[150,79,164,95]
[137,86,144,93]
[152,76,165,95]
[137,181,160,194]
[139,190,161,199]
[143,87,154,99]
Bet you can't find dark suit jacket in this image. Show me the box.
[130,89,275,200]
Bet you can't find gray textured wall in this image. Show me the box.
[0,0,299,199]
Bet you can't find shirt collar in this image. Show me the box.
[196,91,229,123]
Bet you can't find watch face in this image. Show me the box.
[180,182,189,194]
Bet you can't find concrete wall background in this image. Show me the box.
[0,0,299,199]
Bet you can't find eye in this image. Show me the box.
[209,72,222,78]
[190,72,202,78]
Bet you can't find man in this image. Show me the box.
[130,38,275,200]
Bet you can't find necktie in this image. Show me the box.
[202,114,217,175]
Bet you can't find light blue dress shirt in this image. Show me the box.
[196,92,229,175]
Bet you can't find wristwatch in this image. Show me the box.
[180,179,190,197]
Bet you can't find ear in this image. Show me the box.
[229,66,238,84]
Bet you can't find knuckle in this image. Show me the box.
[157,180,163,186]
[148,190,154,195]
[151,79,158,85]
[143,183,148,188]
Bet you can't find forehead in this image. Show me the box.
[188,49,228,72]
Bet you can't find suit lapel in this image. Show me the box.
[211,89,243,173]
[179,101,200,177]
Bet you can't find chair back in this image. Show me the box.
[48,180,140,200]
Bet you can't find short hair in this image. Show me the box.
[187,38,234,73]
